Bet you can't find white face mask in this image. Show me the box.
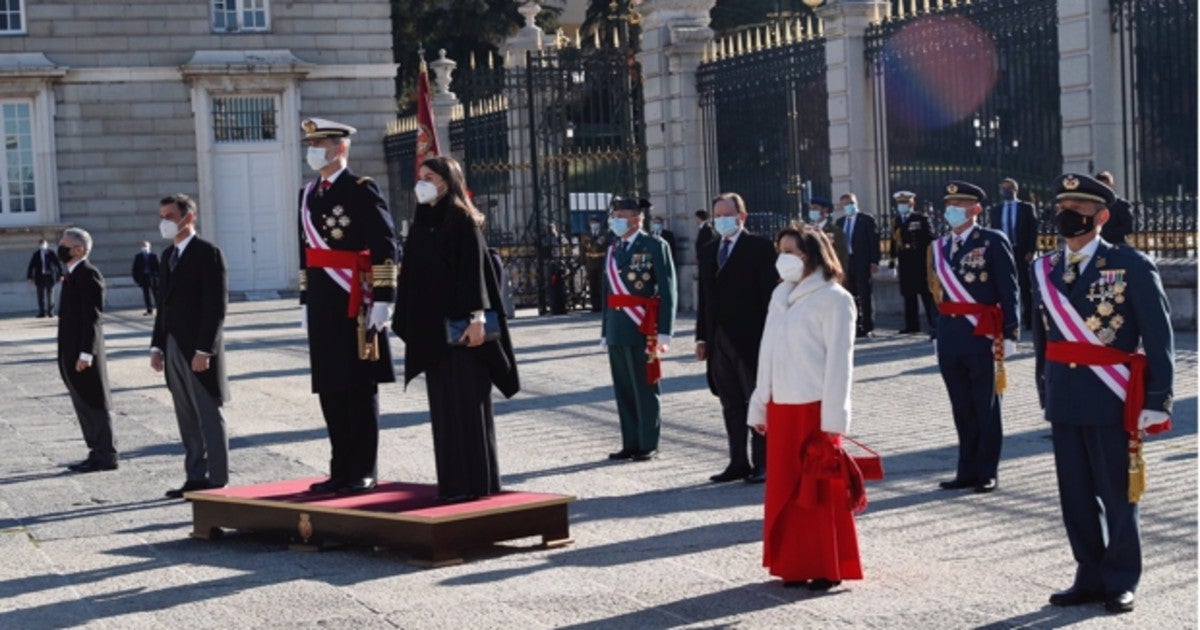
[159,218,180,240]
[306,146,332,172]
[610,217,630,236]
[589,223,600,235]
[775,253,805,283]
[651,223,663,235]
[808,210,823,222]
[897,203,910,215]
[39,243,48,251]
[713,215,739,237]
[141,246,151,253]
[414,180,440,204]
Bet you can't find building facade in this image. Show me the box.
[0,0,396,311]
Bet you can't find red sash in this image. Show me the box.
[306,248,371,318]
[607,293,662,384]
[936,301,1003,339]
[1045,341,1166,436]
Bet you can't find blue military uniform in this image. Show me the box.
[1032,173,1174,608]
[930,181,1019,492]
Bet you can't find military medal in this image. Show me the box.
[627,272,637,281]
[1062,267,1077,284]
[338,216,350,227]
[332,205,344,216]
[325,217,336,227]
[979,271,988,282]
[634,281,644,290]
[331,228,344,240]
[1097,301,1114,317]
[963,272,976,283]
[1110,314,1125,330]
[1085,315,1102,331]
[1097,328,1116,344]
[641,272,651,281]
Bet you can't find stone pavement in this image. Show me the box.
[0,300,1194,628]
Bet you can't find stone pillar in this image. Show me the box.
[428,49,459,159]
[1058,1,1127,189]
[638,0,717,312]
[820,0,888,212]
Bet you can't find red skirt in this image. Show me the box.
[763,400,863,582]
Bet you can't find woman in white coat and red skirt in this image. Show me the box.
[748,225,863,591]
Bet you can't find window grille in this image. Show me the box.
[212,96,278,143]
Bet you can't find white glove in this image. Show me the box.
[657,334,671,355]
[301,305,307,331]
[369,302,393,332]
[1002,339,1017,357]
[598,337,607,350]
[1138,410,1172,434]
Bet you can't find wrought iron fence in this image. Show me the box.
[698,19,830,236]
[386,39,647,313]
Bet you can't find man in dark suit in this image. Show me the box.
[56,228,118,473]
[151,193,230,499]
[1033,173,1173,615]
[890,190,937,334]
[930,181,1019,494]
[130,240,160,315]
[693,209,715,263]
[808,197,850,287]
[299,118,398,494]
[989,178,1039,329]
[582,216,609,312]
[649,214,678,269]
[1095,171,1135,246]
[27,239,63,318]
[696,192,778,484]
[835,192,880,338]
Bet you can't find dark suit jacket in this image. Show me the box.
[835,213,881,271]
[696,231,779,394]
[57,260,110,410]
[131,251,160,287]
[27,249,63,284]
[695,223,716,261]
[890,211,935,295]
[988,200,1039,257]
[1100,197,1134,245]
[1032,241,1173,423]
[151,237,230,404]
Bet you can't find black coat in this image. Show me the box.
[393,197,519,398]
[890,211,935,295]
[696,232,779,395]
[298,170,398,393]
[988,200,1039,257]
[836,213,881,271]
[57,260,110,410]
[130,250,160,287]
[27,249,63,284]
[1101,197,1134,245]
[151,237,230,404]
[695,223,716,261]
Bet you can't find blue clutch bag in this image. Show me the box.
[445,311,501,346]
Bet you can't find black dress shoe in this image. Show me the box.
[607,449,636,461]
[974,478,998,493]
[898,328,921,334]
[938,478,977,490]
[308,478,344,494]
[165,479,212,499]
[1104,590,1134,613]
[709,467,751,483]
[855,331,874,339]
[1048,586,1105,607]
[744,468,767,484]
[631,449,658,461]
[436,494,480,504]
[336,477,377,495]
[68,459,118,473]
[807,578,841,591]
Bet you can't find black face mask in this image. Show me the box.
[1055,209,1096,238]
[57,245,74,263]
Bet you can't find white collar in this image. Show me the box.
[323,166,346,185]
[719,227,744,246]
[623,230,641,246]
[174,232,197,256]
[1064,233,1102,272]
[786,271,833,305]
[67,257,87,274]
[953,224,978,244]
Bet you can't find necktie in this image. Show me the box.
[41,251,47,275]
[844,218,854,254]
[718,238,731,269]
[1004,202,1015,241]
[1064,251,1086,285]
[170,248,180,271]
[319,179,331,196]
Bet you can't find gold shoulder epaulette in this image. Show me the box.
[356,176,374,185]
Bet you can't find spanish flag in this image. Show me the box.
[415,55,440,179]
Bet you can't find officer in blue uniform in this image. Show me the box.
[1033,173,1174,614]
[929,181,1019,494]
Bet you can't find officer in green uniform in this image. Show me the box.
[601,196,677,461]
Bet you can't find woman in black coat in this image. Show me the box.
[392,155,519,503]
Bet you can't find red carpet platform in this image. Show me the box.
[186,478,575,566]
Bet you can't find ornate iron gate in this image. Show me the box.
[387,41,647,313]
[698,21,830,237]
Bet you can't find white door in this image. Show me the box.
[210,95,288,292]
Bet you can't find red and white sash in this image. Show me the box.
[606,241,645,327]
[300,181,353,294]
[932,235,980,329]
[1035,255,1129,401]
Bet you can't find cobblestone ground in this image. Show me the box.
[0,300,1194,628]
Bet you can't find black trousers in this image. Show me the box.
[937,350,1003,481]
[710,329,765,471]
[139,278,159,312]
[317,386,379,482]
[35,278,55,315]
[846,265,874,333]
[1015,256,1032,329]
[902,289,937,331]
[425,348,501,498]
